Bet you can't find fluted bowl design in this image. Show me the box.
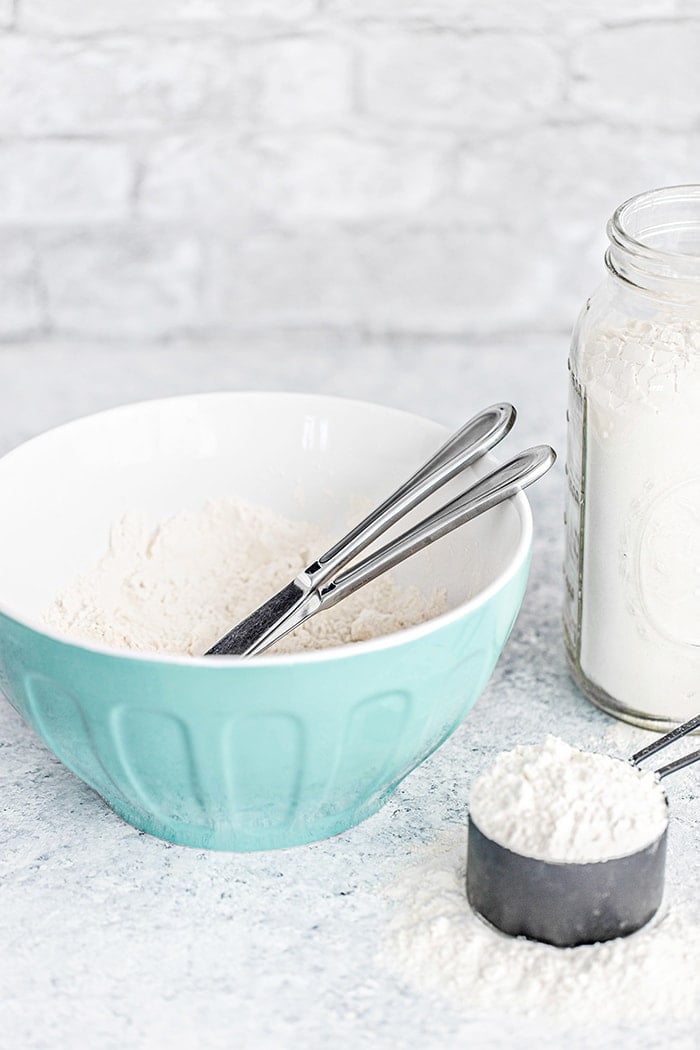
[0,393,532,851]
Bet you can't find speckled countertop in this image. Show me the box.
[1,340,698,1050]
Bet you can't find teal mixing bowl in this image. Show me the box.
[0,393,532,851]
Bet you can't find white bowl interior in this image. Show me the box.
[0,393,529,641]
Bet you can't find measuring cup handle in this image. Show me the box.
[631,712,700,767]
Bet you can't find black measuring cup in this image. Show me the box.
[466,714,700,948]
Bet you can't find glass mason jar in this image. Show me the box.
[564,185,700,730]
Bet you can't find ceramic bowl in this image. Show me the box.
[0,392,533,851]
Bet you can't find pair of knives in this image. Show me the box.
[206,404,555,657]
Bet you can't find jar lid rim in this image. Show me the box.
[609,185,700,266]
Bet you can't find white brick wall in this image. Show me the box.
[0,37,254,135]
[41,231,203,339]
[571,23,700,128]
[0,235,45,337]
[0,3,699,346]
[361,31,563,130]
[0,141,132,222]
[21,0,315,35]
[254,38,353,127]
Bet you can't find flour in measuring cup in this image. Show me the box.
[576,318,700,719]
[468,736,668,863]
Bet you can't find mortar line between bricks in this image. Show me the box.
[6,25,337,46]
[0,328,573,351]
[0,118,694,147]
[129,157,146,217]
[598,14,700,31]
[0,133,154,144]
[347,37,365,117]
[3,21,609,45]
[340,20,574,43]
[29,236,52,339]
[8,11,699,40]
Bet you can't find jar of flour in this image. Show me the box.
[564,185,700,729]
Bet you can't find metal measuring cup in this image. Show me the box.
[466,714,700,948]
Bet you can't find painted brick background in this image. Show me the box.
[1,1,699,351]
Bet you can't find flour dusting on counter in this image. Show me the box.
[44,497,447,655]
[378,829,700,1023]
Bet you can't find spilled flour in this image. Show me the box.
[378,829,700,1024]
[44,497,447,656]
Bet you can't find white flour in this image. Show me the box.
[378,828,700,1024]
[576,317,700,719]
[44,497,446,656]
[468,736,668,863]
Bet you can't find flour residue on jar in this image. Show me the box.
[579,318,700,421]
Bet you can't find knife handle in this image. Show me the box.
[306,403,516,590]
[320,446,556,610]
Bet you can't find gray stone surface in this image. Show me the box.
[1,340,698,1049]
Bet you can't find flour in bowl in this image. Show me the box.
[44,497,447,656]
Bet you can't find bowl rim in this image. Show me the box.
[0,390,534,667]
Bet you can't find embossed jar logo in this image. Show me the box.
[635,480,700,646]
